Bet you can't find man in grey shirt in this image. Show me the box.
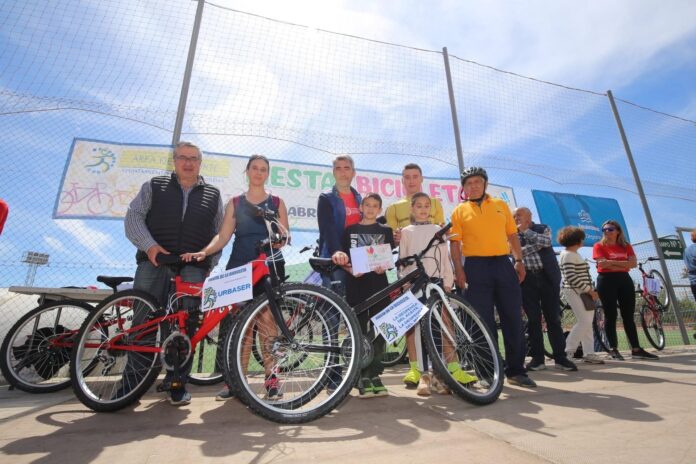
[123,141,223,406]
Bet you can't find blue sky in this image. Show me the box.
[1,0,695,290]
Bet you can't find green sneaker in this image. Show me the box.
[402,367,421,387]
[357,378,374,398]
[371,377,389,397]
[448,361,478,385]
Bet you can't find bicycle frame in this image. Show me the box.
[85,253,275,356]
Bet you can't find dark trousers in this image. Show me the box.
[321,267,350,389]
[521,270,566,362]
[358,309,385,379]
[464,256,526,378]
[596,272,640,349]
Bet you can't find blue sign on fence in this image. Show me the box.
[532,190,630,246]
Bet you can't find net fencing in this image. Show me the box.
[1,1,694,358]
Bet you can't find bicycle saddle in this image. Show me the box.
[97,276,134,291]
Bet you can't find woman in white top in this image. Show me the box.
[557,226,604,364]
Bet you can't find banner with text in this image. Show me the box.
[532,190,630,246]
[55,138,516,230]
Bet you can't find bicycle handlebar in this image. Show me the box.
[395,222,452,268]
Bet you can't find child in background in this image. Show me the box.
[398,193,477,395]
[332,193,394,398]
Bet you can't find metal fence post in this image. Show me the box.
[442,47,465,174]
[171,0,206,146]
[606,90,690,344]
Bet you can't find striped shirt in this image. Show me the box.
[559,250,593,293]
[124,175,224,266]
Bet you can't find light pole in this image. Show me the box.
[21,251,49,286]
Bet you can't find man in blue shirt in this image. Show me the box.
[684,228,696,306]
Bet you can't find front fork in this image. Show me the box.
[425,283,474,345]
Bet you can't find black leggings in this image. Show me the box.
[596,272,641,349]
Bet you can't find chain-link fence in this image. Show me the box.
[1,1,694,358]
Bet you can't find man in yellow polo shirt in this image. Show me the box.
[450,166,536,388]
[385,163,444,243]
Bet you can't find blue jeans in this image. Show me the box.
[121,261,207,393]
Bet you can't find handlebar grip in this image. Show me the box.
[435,222,452,241]
[647,257,659,261]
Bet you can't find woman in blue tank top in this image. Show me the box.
[181,154,290,400]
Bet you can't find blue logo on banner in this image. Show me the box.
[531,190,630,246]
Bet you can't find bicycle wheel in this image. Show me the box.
[648,270,670,308]
[188,323,225,386]
[225,283,361,424]
[381,335,407,367]
[422,292,504,405]
[1,300,93,393]
[640,304,666,350]
[592,303,611,353]
[70,290,162,412]
[250,300,314,373]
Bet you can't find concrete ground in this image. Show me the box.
[1,347,695,464]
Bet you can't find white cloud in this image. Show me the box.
[54,220,114,263]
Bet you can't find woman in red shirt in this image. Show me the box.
[593,220,658,360]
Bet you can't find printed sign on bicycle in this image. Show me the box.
[371,291,428,343]
[202,263,253,311]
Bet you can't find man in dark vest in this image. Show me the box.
[514,207,577,372]
[124,141,223,405]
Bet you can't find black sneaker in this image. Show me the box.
[371,377,389,397]
[507,374,537,388]
[357,378,374,398]
[168,389,191,406]
[525,359,546,371]
[554,358,578,371]
[631,348,659,360]
[609,348,625,360]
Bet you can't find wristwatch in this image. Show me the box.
[514,259,523,263]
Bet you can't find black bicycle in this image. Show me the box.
[308,223,504,405]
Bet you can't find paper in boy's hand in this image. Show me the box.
[349,244,394,274]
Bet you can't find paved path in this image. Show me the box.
[1,347,695,464]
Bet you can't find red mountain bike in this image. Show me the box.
[70,206,360,424]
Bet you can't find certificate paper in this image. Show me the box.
[350,244,394,274]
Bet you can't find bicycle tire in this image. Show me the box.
[592,304,611,354]
[640,304,666,350]
[381,335,408,367]
[70,290,162,412]
[1,300,93,393]
[188,323,225,386]
[422,292,504,405]
[648,270,670,308]
[225,283,361,423]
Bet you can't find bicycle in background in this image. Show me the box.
[0,276,132,393]
[636,257,670,350]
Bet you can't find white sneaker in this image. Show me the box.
[583,354,605,364]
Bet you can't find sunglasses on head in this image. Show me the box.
[602,227,617,232]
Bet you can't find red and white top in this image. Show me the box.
[592,242,635,273]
